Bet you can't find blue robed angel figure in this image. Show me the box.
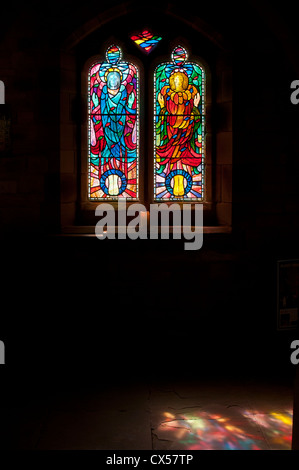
[90,45,138,197]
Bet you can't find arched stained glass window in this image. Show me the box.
[88,45,139,200]
[154,46,205,201]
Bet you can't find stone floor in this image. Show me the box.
[1,377,294,450]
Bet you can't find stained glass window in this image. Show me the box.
[88,45,139,200]
[154,46,205,201]
[130,30,162,54]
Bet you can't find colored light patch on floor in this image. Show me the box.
[243,409,293,450]
[156,408,293,450]
[131,30,162,53]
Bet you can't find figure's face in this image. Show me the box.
[107,71,121,90]
[174,74,183,90]
[170,72,188,92]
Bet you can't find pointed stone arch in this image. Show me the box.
[59,2,233,231]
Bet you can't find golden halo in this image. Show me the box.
[104,67,123,83]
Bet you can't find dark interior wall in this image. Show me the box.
[1,0,299,399]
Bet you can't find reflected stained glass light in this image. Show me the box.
[88,45,139,200]
[131,30,162,54]
[154,46,205,201]
[158,408,293,450]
